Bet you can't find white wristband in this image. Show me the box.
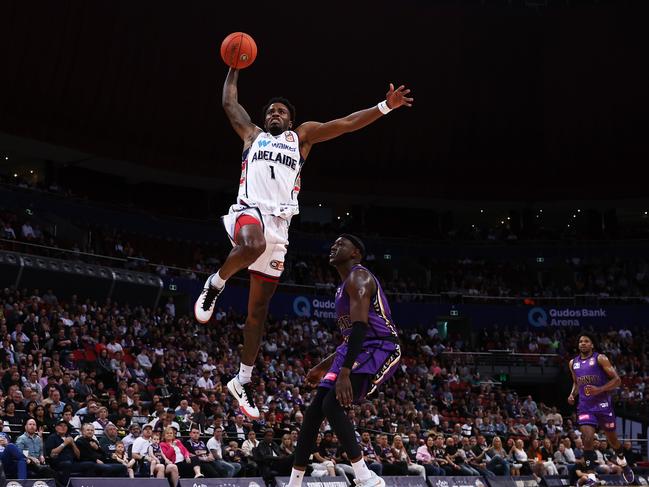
[377,100,392,115]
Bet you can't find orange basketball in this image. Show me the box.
[220,32,257,69]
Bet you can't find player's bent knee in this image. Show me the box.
[241,239,266,260]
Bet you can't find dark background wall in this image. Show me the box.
[0,0,647,200]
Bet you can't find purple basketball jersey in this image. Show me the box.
[334,264,398,341]
[573,352,612,412]
[319,264,401,397]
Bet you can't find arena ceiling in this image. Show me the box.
[0,0,647,201]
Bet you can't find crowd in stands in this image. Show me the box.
[285,251,649,300]
[0,286,647,485]
[3,204,649,301]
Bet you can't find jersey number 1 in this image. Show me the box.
[269,165,276,179]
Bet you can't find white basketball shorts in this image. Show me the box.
[221,204,289,280]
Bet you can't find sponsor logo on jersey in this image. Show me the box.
[573,362,580,369]
[270,260,284,271]
[579,414,591,421]
[270,142,296,152]
[600,402,609,408]
[257,138,296,152]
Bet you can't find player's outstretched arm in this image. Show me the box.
[297,83,413,147]
[222,68,260,144]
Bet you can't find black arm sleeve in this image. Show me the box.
[342,321,368,369]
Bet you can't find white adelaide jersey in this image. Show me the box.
[237,130,304,220]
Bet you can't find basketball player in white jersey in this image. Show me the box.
[194,67,413,420]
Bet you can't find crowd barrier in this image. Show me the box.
[179,478,266,487]
[67,479,169,487]
[2,473,644,487]
[427,476,488,487]
[276,476,349,487]
[0,249,163,307]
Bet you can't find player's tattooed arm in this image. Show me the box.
[222,68,261,146]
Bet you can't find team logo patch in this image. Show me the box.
[589,358,595,366]
[285,132,295,142]
[324,372,337,381]
[270,260,284,271]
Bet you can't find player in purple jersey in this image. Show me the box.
[285,235,401,487]
[568,332,634,484]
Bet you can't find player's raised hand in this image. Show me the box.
[386,83,414,109]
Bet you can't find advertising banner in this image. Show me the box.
[426,476,488,487]
[538,476,570,487]
[169,274,649,328]
[484,477,519,487]
[382,476,429,487]
[68,479,168,487]
[512,476,539,487]
[179,478,266,487]
[275,476,347,487]
[4,480,56,487]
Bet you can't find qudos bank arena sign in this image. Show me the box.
[293,296,336,319]
[528,307,607,328]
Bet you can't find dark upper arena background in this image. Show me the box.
[0,0,647,203]
[1,1,649,485]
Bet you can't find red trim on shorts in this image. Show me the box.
[234,214,261,242]
[249,270,279,283]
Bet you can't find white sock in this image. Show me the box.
[352,458,372,482]
[212,270,226,289]
[237,363,254,384]
[287,468,305,487]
